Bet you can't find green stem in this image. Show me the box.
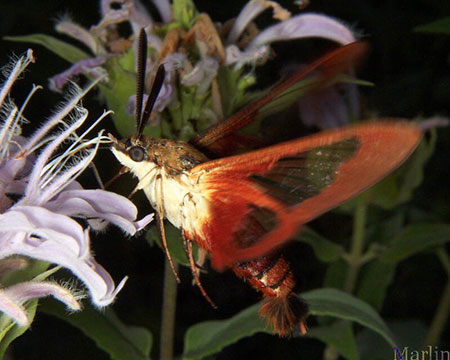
[160,260,179,360]
[436,247,450,277]
[344,198,367,293]
[324,199,367,360]
[422,248,450,348]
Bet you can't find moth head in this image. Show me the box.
[108,133,149,167]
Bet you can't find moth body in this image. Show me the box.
[108,36,421,336]
[111,135,212,249]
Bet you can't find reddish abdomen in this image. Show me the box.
[232,254,308,336]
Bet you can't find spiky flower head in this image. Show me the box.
[0,49,153,327]
[12,0,357,139]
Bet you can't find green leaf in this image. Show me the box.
[40,302,152,360]
[356,213,404,310]
[173,0,198,29]
[0,299,39,359]
[99,54,139,137]
[304,288,396,347]
[323,259,348,290]
[357,320,428,360]
[183,302,267,360]
[356,260,397,311]
[379,223,450,263]
[0,260,51,358]
[183,288,395,359]
[101,50,162,138]
[296,227,345,262]
[307,321,359,360]
[414,17,450,35]
[1,260,49,287]
[4,34,90,64]
[217,67,250,118]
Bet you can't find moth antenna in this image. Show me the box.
[183,233,218,309]
[135,28,148,133]
[137,64,166,138]
[137,64,166,136]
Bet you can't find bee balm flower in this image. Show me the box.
[0,49,153,326]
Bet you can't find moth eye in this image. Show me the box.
[128,146,146,162]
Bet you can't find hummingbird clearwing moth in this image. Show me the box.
[109,29,422,336]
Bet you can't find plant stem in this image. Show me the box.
[160,259,179,360]
[344,198,367,294]
[324,199,367,360]
[422,248,450,348]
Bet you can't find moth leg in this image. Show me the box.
[182,232,217,309]
[155,173,181,282]
[180,193,208,272]
[155,211,181,283]
[196,247,208,270]
[128,167,157,199]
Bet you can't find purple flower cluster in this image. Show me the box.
[49,0,359,129]
[0,49,153,326]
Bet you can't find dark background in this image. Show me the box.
[1,1,449,359]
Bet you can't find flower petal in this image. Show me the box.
[181,57,219,94]
[96,0,153,37]
[0,206,86,256]
[0,49,35,106]
[227,0,290,44]
[418,116,449,131]
[45,189,154,234]
[1,231,125,307]
[4,281,81,310]
[249,13,356,48]
[55,17,99,54]
[298,83,359,129]
[225,44,270,69]
[49,56,109,92]
[0,291,28,326]
[152,0,171,24]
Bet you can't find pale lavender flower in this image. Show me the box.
[225,1,356,68]
[50,56,110,93]
[0,50,153,326]
[181,57,219,94]
[298,81,360,129]
[418,116,449,130]
[56,16,99,54]
[48,0,357,113]
[226,0,291,45]
[248,13,356,49]
[96,0,157,36]
[221,1,361,128]
[29,0,361,138]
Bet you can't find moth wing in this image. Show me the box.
[191,41,369,156]
[189,121,422,270]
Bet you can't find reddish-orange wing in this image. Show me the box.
[191,41,369,157]
[188,121,422,270]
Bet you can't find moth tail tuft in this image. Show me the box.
[259,295,308,337]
